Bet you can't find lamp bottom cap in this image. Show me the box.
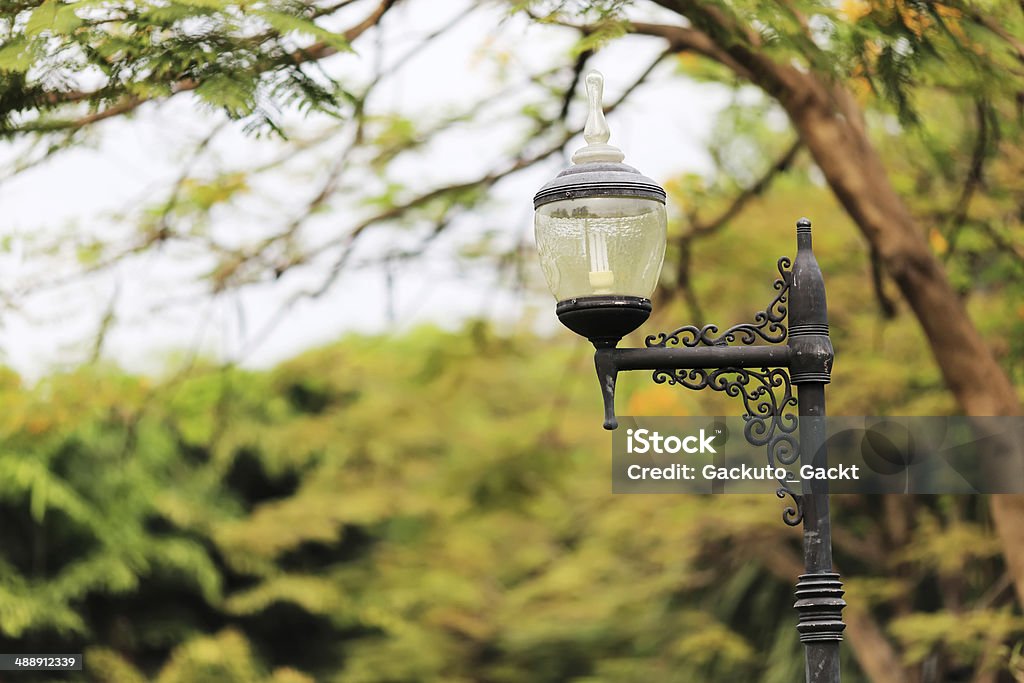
[556,295,652,348]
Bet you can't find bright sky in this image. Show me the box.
[0,0,731,380]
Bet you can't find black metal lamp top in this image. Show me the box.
[533,161,666,208]
[533,72,666,208]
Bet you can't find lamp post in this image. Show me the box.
[534,71,846,683]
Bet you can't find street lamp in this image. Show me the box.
[535,72,667,349]
[534,71,846,683]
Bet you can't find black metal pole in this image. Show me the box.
[788,218,845,683]
[581,216,847,678]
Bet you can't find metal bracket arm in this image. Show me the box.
[595,345,792,430]
[593,253,804,527]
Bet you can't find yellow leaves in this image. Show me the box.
[424,605,494,642]
[155,629,317,683]
[213,483,398,573]
[571,19,629,57]
[52,553,140,601]
[898,512,1003,577]
[929,227,949,255]
[0,367,21,392]
[270,668,314,683]
[0,583,87,638]
[214,495,347,565]
[24,415,53,435]
[25,0,86,38]
[849,75,874,104]
[180,172,250,211]
[935,4,961,20]
[0,458,96,527]
[672,616,755,668]
[673,51,732,83]
[841,1,962,40]
[0,319,1020,679]
[156,629,264,683]
[255,9,352,53]
[84,647,147,683]
[625,384,689,417]
[899,3,933,38]
[843,577,914,610]
[147,538,223,603]
[841,0,872,22]
[225,575,348,617]
[26,1,59,38]
[889,609,1024,665]
[930,2,968,44]
[676,53,700,69]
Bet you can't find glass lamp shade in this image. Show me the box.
[535,195,667,301]
[532,70,667,347]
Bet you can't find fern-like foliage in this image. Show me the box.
[0,0,354,136]
[0,312,1016,681]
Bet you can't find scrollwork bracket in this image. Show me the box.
[645,257,803,525]
[646,257,792,349]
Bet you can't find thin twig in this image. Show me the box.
[944,99,992,262]
[234,48,672,361]
[690,139,802,235]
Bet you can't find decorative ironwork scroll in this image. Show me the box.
[646,257,803,525]
[645,257,792,348]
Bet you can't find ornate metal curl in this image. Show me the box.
[645,257,792,348]
[778,488,803,526]
[651,366,803,526]
[647,257,804,526]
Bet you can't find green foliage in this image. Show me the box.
[0,248,1019,680]
[1,2,1024,681]
[890,610,1024,666]
[0,0,354,135]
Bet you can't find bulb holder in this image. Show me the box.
[555,295,652,348]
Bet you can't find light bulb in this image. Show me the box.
[587,228,614,294]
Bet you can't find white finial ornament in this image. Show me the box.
[572,71,625,165]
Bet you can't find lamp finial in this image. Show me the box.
[572,71,625,164]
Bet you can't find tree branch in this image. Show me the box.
[944,99,993,262]
[968,10,1024,64]
[627,21,754,80]
[870,247,898,319]
[625,0,1024,613]
[560,49,594,122]
[690,138,802,236]
[655,138,800,314]
[233,48,671,360]
[21,0,398,132]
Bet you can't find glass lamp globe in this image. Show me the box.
[534,71,667,347]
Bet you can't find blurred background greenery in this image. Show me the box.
[2,1,1024,681]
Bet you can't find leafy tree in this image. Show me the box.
[3,3,1021,406]
[0,188,1016,681]
[5,0,1020,418]
[3,1,1024,681]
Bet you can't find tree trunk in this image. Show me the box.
[776,76,1018,416]
[768,70,1024,609]
[638,0,1024,620]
